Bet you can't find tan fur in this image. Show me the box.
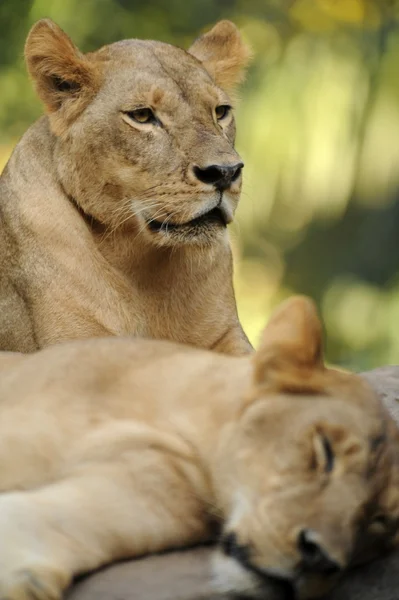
[188,20,252,94]
[0,19,252,355]
[0,297,397,600]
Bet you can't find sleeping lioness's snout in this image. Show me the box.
[297,529,343,575]
[219,532,296,599]
[221,528,342,584]
[221,531,249,563]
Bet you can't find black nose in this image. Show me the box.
[298,529,342,575]
[193,162,243,191]
[221,532,250,564]
[222,533,296,599]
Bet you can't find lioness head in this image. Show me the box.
[213,297,399,599]
[24,19,251,246]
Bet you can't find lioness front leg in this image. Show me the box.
[0,452,209,600]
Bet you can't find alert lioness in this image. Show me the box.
[0,297,397,600]
[0,19,251,355]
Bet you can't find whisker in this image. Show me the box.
[99,199,166,245]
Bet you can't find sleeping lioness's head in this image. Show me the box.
[24,19,251,246]
[212,297,399,599]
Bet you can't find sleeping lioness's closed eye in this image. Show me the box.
[312,431,335,474]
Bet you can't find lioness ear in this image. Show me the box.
[188,20,252,93]
[25,19,99,130]
[253,296,325,391]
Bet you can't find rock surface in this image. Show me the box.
[66,366,399,600]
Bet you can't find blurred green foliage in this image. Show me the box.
[1,0,399,369]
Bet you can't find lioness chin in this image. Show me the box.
[0,297,398,600]
[0,19,252,355]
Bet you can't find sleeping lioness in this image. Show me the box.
[0,297,397,600]
[0,19,251,355]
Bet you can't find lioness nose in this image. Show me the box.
[221,532,249,563]
[298,529,342,575]
[193,162,243,190]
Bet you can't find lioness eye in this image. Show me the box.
[124,108,156,124]
[215,105,231,121]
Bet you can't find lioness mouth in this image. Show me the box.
[147,205,228,234]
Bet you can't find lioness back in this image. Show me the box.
[0,19,252,355]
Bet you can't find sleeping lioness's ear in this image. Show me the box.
[253,296,325,392]
[25,19,99,132]
[188,20,252,93]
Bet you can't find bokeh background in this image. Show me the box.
[1,0,399,370]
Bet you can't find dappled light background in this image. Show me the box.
[1,0,399,370]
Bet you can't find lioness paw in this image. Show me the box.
[0,566,69,600]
